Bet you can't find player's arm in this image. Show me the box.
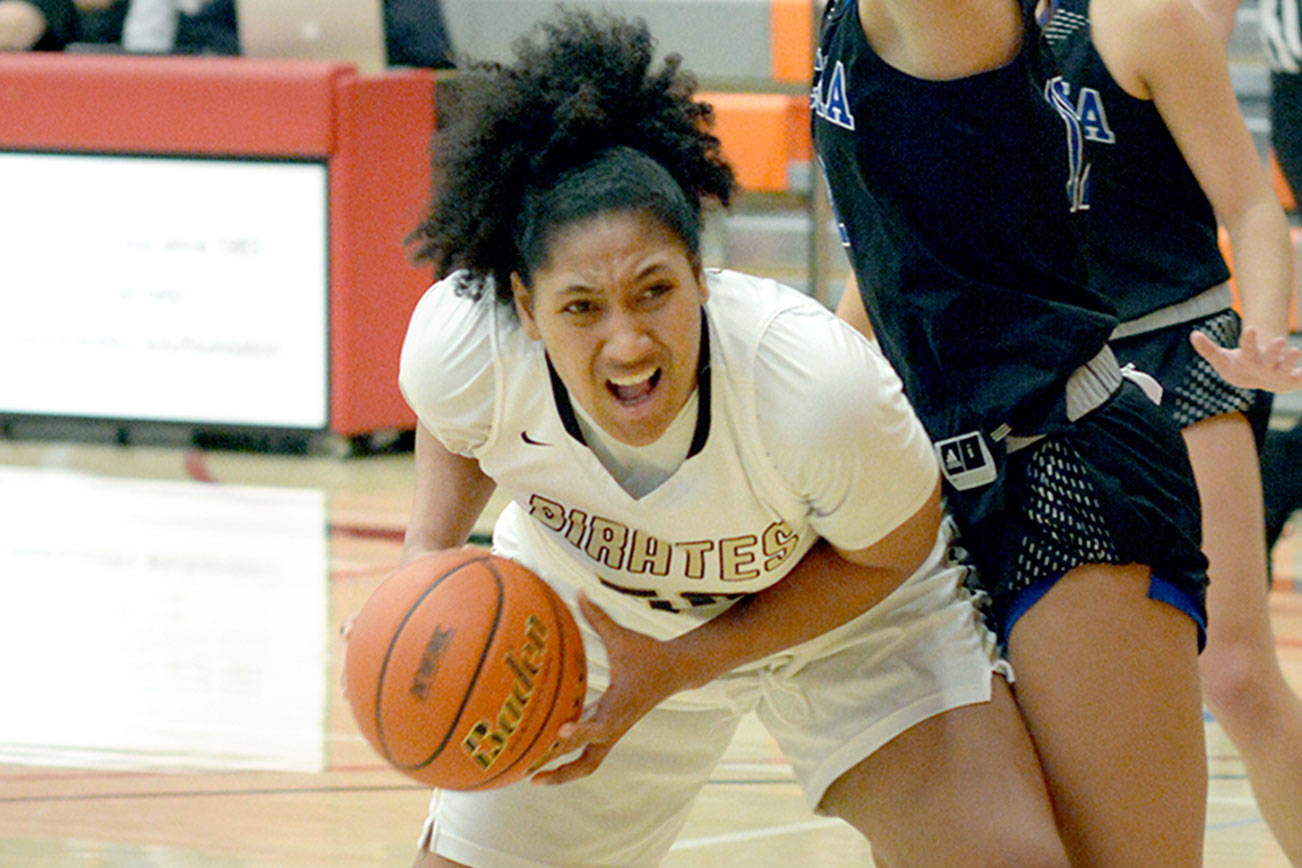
[635,480,942,686]
[1097,0,1302,391]
[401,422,497,565]
[396,278,500,562]
[642,481,938,685]
[835,272,875,341]
[533,484,943,786]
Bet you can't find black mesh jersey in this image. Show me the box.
[812,0,1117,442]
[1042,0,1230,323]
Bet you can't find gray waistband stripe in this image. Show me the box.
[966,345,1123,465]
[1005,433,1046,453]
[1108,283,1233,340]
[1064,344,1122,422]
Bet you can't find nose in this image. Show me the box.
[602,311,655,365]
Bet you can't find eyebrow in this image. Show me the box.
[551,260,677,298]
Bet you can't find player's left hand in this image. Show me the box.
[1190,326,1302,393]
[530,592,692,785]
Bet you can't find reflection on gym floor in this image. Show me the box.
[0,467,328,774]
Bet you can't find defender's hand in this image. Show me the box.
[1191,326,1302,393]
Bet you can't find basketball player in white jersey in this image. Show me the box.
[385,9,1069,866]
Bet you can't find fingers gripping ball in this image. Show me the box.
[344,548,586,790]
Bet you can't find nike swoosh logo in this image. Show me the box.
[520,431,551,446]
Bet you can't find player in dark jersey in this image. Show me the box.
[1041,0,1302,859]
[814,0,1209,862]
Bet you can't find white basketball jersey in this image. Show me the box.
[400,269,938,642]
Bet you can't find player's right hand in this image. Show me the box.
[531,592,689,785]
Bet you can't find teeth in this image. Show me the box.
[609,370,655,387]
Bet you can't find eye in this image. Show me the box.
[639,283,673,303]
[561,299,598,317]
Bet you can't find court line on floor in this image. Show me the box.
[0,765,803,805]
[331,564,398,581]
[331,524,405,542]
[180,449,409,545]
[0,783,427,804]
[0,769,163,784]
[1206,816,1266,832]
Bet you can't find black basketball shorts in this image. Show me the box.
[944,382,1209,649]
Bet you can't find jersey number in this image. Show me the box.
[1044,76,1092,212]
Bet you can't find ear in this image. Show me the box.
[510,273,542,340]
[694,264,709,306]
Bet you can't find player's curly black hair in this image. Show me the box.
[406,7,736,305]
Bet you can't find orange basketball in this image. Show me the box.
[343,547,587,790]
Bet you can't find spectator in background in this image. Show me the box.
[72,0,124,43]
[0,0,76,50]
[0,0,127,50]
[382,0,451,68]
[120,0,192,51]
[171,0,233,54]
[153,0,452,67]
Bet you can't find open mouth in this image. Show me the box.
[607,368,660,404]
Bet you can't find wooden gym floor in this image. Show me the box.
[0,436,1298,866]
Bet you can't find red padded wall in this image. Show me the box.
[328,71,436,436]
[0,54,345,157]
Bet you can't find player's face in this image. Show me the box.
[512,210,707,447]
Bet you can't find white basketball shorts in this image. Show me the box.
[419,519,1009,867]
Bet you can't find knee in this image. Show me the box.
[1201,643,1275,724]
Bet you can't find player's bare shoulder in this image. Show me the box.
[1089,0,1211,99]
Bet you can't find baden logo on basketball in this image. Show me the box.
[409,626,453,701]
[461,615,549,769]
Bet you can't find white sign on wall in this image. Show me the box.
[0,153,330,429]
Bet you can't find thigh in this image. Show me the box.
[1183,412,1275,652]
[819,675,1067,868]
[418,704,742,867]
[1007,562,1206,868]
